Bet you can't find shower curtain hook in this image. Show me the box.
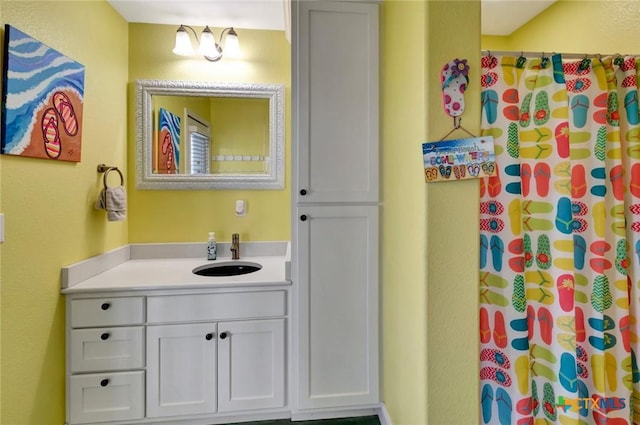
[579,55,591,71]
[614,55,625,66]
[540,52,549,69]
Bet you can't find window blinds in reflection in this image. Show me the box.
[189,132,210,175]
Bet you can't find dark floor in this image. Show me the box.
[240,416,381,425]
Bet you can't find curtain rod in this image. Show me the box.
[481,50,639,60]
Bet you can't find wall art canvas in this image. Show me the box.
[156,108,181,174]
[1,25,85,162]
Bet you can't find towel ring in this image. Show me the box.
[97,164,124,187]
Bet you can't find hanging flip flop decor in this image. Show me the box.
[441,58,470,118]
[439,57,475,138]
[420,58,497,183]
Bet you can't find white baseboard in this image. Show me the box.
[291,403,391,424]
[291,405,381,421]
[377,404,393,425]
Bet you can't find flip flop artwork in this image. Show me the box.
[1,25,85,162]
[422,58,496,182]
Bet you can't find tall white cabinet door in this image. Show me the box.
[218,319,286,412]
[294,0,379,203]
[146,323,217,417]
[296,205,379,408]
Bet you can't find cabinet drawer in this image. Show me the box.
[70,297,144,328]
[69,371,144,424]
[70,327,144,372]
[147,290,286,323]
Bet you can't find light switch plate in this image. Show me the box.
[0,213,4,243]
[235,200,246,216]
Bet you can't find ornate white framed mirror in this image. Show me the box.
[135,79,285,190]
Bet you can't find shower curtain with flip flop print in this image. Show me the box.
[480,54,640,425]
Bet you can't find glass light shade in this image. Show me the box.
[172,26,195,56]
[223,29,242,58]
[197,26,220,58]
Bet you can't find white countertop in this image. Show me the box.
[61,242,291,294]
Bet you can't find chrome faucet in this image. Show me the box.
[230,233,240,260]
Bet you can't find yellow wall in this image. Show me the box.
[483,1,640,54]
[481,34,509,51]
[127,24,291,244]
[210,97,270,174]
[381,1,429,423]
[0,1,129,423]
[425,2,480,423]
[382,1,480,424]
[508,0,640,54]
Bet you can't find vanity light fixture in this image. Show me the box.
[172,25,241,62]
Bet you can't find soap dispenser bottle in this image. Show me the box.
[207,232,217,260]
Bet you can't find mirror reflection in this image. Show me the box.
[136,80,285,190]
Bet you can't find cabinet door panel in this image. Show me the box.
[146,323,217,417]
[218,319,285,412]
[296,205,379,408]
[295,0,379,203]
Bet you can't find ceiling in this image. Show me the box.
[107,0,287,31]
[481,0,556,36]
[107,0,556,36]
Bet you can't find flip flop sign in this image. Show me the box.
[422,137,497,182]
[441,58,469,117]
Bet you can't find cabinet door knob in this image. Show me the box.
[300,189,307,196]
[300,215,307,221]
[101,302,110,311]
[219,332,228,339]
[100,333,110,341]
[100,379,109,387]
[205,333,215,341]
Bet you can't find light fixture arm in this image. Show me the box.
[218,27,236,43]
[175,25,236,62]
[179,24,200,42]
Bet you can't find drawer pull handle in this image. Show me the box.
[100,379,109,387]
[300,215,307,221]
[101,302,110,311]
[300,189,307,196]
[219,332,228,339]
[100,333,110,341]
[205,333,215,341]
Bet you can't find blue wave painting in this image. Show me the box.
[1,25,85,161]
[158,108,181,173]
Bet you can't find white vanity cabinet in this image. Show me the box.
[146,319,286,418]
[65,287,288,425]
[146,291,287,419]
[293,0,379,204]
[67,297,146,424]
[295,205,379,409]
[292,0,380,416]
